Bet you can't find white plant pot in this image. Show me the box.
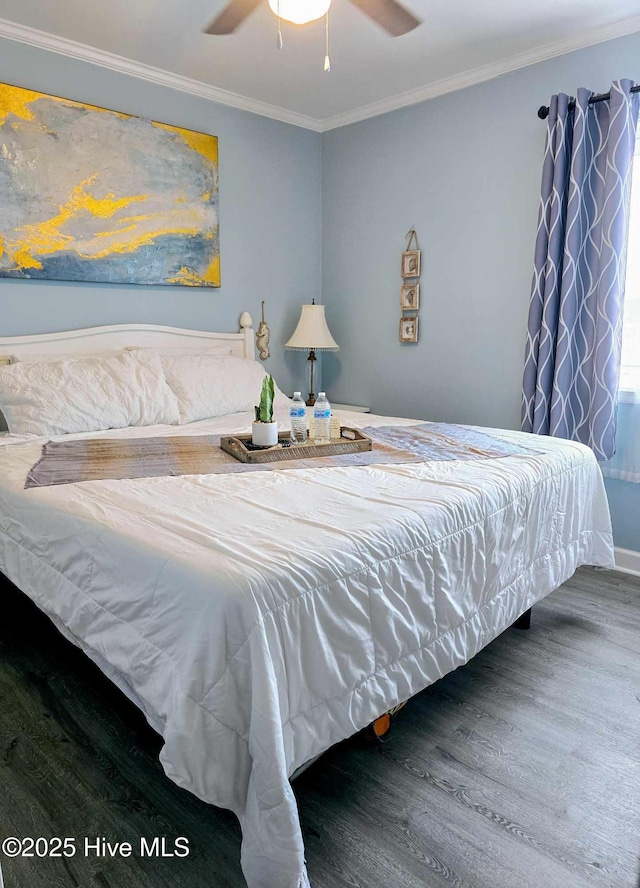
[252,421,278,447]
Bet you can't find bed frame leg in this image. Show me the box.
[513,607,532,630]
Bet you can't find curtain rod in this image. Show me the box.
[537,84,640,119]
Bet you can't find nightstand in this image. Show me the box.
[330,404,371,413]
[300,404,371,415]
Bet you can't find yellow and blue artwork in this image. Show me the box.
[0,82,220,287]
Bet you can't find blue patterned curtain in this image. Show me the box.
[522,80,639,460]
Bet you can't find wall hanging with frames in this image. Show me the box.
[399,227,420,343]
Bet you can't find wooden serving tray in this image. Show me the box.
[220,427,372,464]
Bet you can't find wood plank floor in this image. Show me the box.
[0,567,638,888]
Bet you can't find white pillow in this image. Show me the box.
[0,350,180,436]
[160,353,290,424]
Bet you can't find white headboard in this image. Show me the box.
[0,313,255,364]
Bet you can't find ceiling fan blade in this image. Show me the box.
[203,0,263,34]
[349,0,421,36]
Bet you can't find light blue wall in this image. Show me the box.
[605,477,640,552]
[0,37,321,394]
[322,31,640,553]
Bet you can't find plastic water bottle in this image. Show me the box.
[289,392,307,444]
[314,392,331,444]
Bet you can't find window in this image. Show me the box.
[621,140,640,394]
[601,139,640,480]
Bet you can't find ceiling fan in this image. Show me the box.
[203,0,422,38]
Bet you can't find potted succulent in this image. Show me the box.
[252,375,278,447]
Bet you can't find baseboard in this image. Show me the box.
[614,547,640,578]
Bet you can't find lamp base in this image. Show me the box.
[306,349,317,408]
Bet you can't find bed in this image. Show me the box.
[0,318,615,888]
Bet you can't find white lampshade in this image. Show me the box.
[285,303,339,351]
[268,0,332,25]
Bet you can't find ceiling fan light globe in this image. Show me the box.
[267,0,332,25]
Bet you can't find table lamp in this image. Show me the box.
[285,301,339,406]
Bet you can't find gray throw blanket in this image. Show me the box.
[25,423,538,489]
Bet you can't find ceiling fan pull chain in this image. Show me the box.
[276,0,283,49]
[323,9,331,72]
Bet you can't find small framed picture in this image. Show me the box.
[401,250,420,278]
[399,315,419,343]
[400,282,420,310]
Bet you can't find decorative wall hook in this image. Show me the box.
[404,227,419,251]
[256,300,271,361]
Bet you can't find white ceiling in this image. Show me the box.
[0,0,639,130]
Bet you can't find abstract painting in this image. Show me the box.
[0,82,220,287]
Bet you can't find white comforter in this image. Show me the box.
[0,409,614,888]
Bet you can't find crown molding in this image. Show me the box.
[0,14,639,135]
[0,17,323,132]
[318,13,640,131]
